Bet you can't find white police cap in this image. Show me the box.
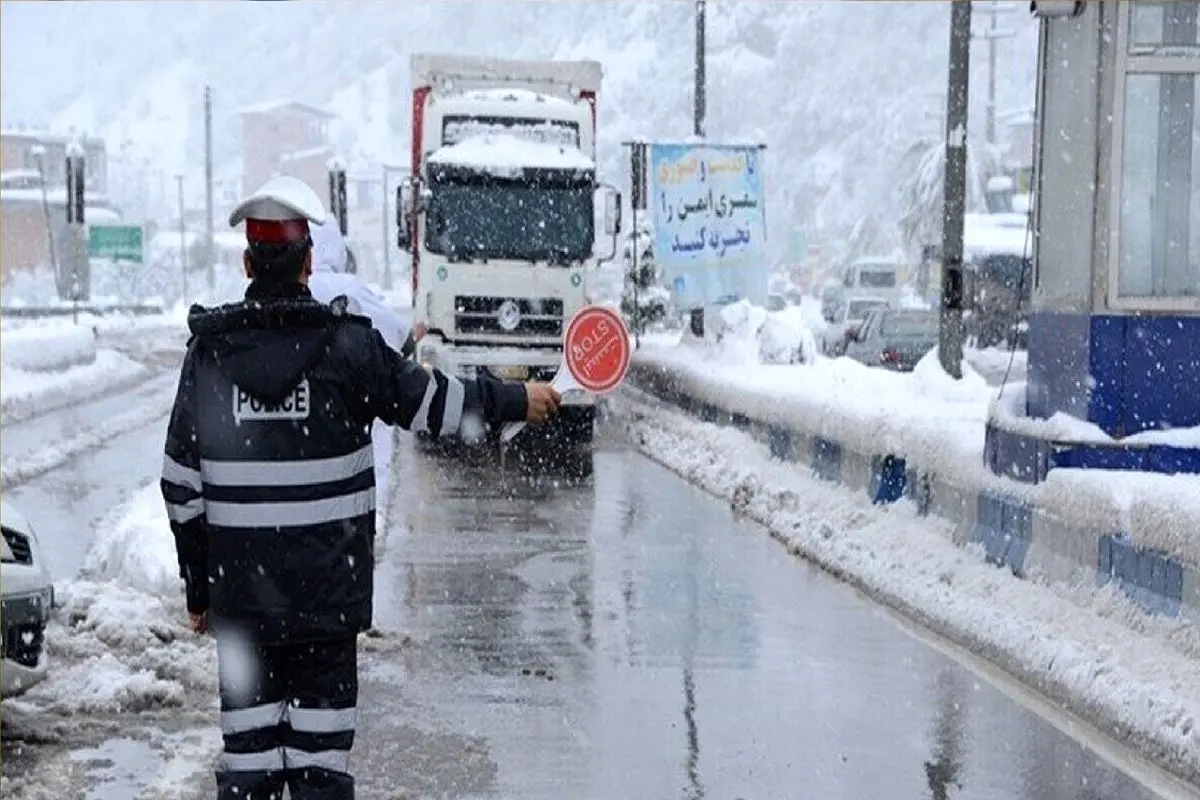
[228,175,328,228]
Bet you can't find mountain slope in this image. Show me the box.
[0,1,1038,256]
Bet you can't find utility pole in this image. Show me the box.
[176,174,189,301]
[204,85,215,290]
[939,0,972,380]
[973,2,1017,145]
[694,0,707,138]
[691,0,708,338]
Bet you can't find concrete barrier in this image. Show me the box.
[628,358,1200,626]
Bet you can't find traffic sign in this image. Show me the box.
[562,304,631,394]
[500,304,631,443]
[88,225,144,263]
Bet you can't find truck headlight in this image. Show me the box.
[492,366,529,380]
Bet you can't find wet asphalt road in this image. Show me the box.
[0,393,1179,798]
[348,430,1167,800]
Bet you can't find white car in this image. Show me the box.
[1,500,54,698]
[819,296,893,357]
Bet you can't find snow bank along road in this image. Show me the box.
[0,322,188,580]
[614,347,1200,786]
[1,418,1193,799]
[1,318,186,425]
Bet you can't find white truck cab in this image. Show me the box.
[396,54,621,443]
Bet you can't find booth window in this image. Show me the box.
[1115,1,1200,300]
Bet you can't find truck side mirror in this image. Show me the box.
[604,189,622,236]
[395,184,411,251]
[593,184,621,265]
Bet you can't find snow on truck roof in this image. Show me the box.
[461,88,577,110]
[427,134,595,176]
[412,53,602,97]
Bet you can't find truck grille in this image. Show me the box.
[2,527,32,564]
[454,296,564,338]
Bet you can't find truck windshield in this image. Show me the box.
[425,173,594,264]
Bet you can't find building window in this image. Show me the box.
[1129,2,1200,52]
[1114,1,1200,303]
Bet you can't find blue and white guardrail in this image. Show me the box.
[626,359,1199,625]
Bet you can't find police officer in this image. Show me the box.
[159,175,561,800]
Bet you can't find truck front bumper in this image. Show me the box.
[417,341,594,407]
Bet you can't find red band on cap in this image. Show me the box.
[247,218,310,244]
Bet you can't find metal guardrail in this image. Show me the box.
[0,303,164,319]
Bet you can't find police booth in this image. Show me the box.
[986,0,1200,480]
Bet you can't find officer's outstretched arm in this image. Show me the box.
[160,343,209,615]
[364,329,527,437]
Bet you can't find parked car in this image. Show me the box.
[843,307,939,372]
[819,297,892,356]
[1,501,53,698]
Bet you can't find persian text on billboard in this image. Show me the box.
[649,144,767,307]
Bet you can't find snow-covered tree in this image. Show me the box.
[844,212,894,262]
[894,135,1006,256]
[619,223,671,332]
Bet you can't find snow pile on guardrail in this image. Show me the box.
[630,335,1200,573]
[660,298,823,366]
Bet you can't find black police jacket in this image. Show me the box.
[159,281,527,643]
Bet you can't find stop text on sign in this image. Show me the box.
[564,306,630,394]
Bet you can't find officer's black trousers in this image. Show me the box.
[215,635,358,800]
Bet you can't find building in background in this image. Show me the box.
[1,128,115,283]
[1,128,108,193]
[238,101,337,200]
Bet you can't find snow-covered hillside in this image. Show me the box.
[0,1,1038,255]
